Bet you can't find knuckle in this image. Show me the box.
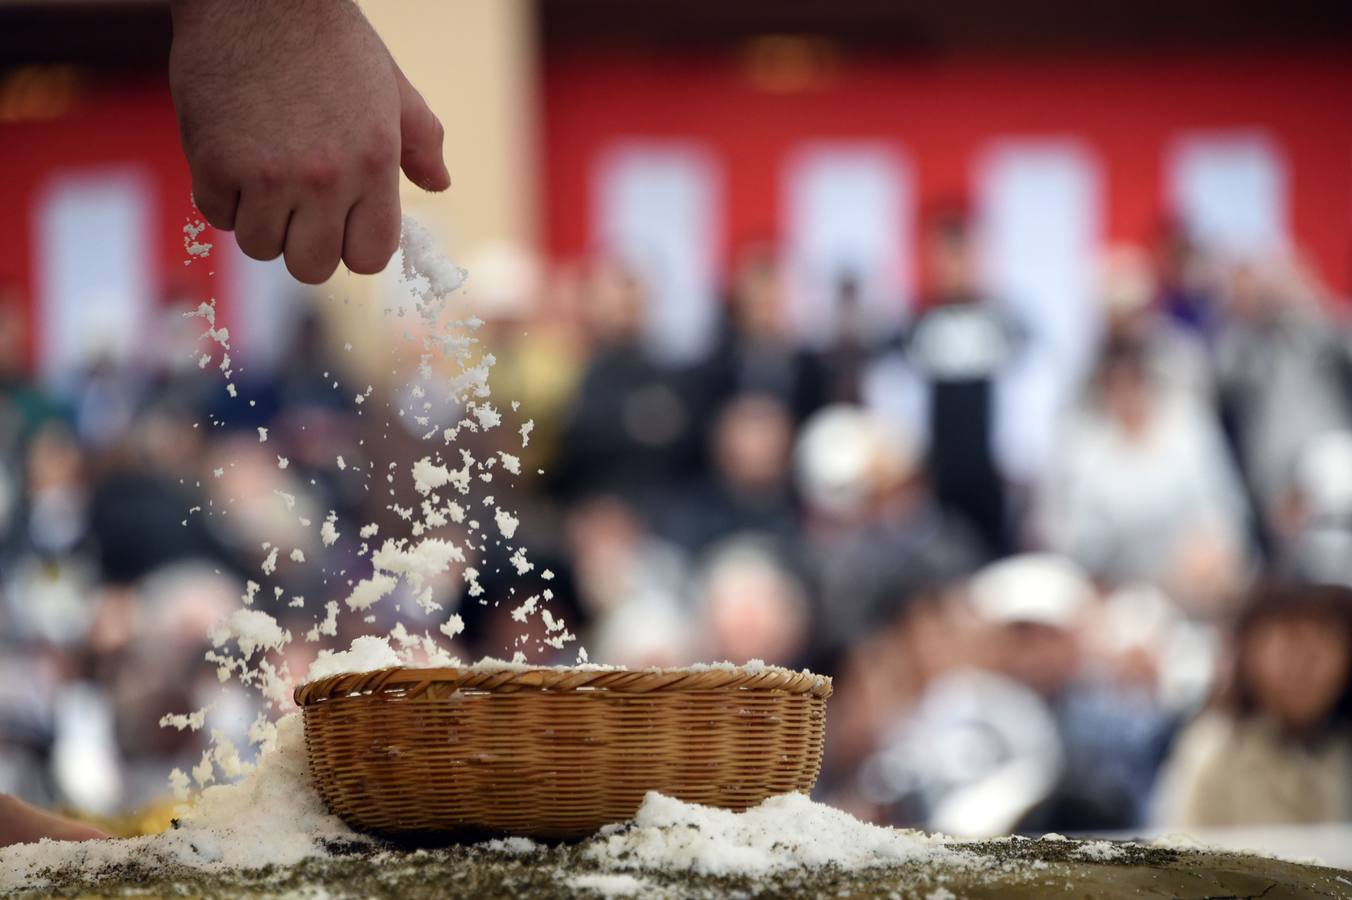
[253,160,285,192]
[298,156,341,191]
[359,134,399,176]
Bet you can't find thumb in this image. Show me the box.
[396,67,451,192]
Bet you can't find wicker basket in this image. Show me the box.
[293,665,831,839]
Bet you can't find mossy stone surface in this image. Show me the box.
[12,834,1351,899]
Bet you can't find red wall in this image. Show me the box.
[0,75,213,367]
[541,49,1352,295]
[4,51,1351,370]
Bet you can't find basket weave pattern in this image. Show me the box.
[294,666,832,839]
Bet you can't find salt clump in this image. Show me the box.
[0,716,353,893]
[587,792,964,876]
[306,635,403,682]
[208,609,290,659]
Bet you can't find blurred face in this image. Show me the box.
[731,251,784,337]
[1242,613,1350,732]
[1102,358,1151,433]
[585,263,645,345]
[705,566,807,665]
[713,395,792,490]
[996,621,1081,697]
[565,497,643,613]
[928,227,974,300]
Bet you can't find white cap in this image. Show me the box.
[969,554,1094,628]
[1294,430,1352,518]
[793,404,921,518]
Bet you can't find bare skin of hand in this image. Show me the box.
[0,795,108,847]
[168,0,450,284]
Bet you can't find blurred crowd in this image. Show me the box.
[2,206,1352,838]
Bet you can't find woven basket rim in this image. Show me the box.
[294,664,833,706]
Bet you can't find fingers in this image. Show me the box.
[396,68,450,192]
[190,178,238,232]
[232,189,291,262]
[342,184,401,276]
[282,199,346,285]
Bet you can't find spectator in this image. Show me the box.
[700,242,828,424]
[897,207,1021,555]
[1155,581,1352,828]
[1273,431,1352,587]
[694,537,811,667]
[795,405,984,667]
[1214,256,1352,537]
[566,495,693,668]
[1037,335,1248,612]
[553,262,703,514]
[968,556,1176,832]
[657,392,799,553]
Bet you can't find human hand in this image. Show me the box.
[0,795,108,847]
[168,0,450,284]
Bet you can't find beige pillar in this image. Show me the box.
[325,0,539,370]
[362,0,538,255]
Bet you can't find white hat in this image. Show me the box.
[969,554,1093,628]
[793,405,921,517]
[1294,430,1352,519]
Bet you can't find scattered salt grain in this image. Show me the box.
[495,508,520,539]
[320,512,340,547]
[567,873,652,897]
[399,214,467,303]
[1072,841,1126,861]
[438,613,465,639]
[208,609,290,659]
[344,573,399,611]
[159,708,209,732]
[498,451,522,475]
[481,836,540,856]
[258,427,268,442]
[183,219,213,260]
[411,456,451,495]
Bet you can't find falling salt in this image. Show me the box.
[438,613,465,639]
[209,609,290,659]
[320,512,340,547]
[495,508,519,539]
